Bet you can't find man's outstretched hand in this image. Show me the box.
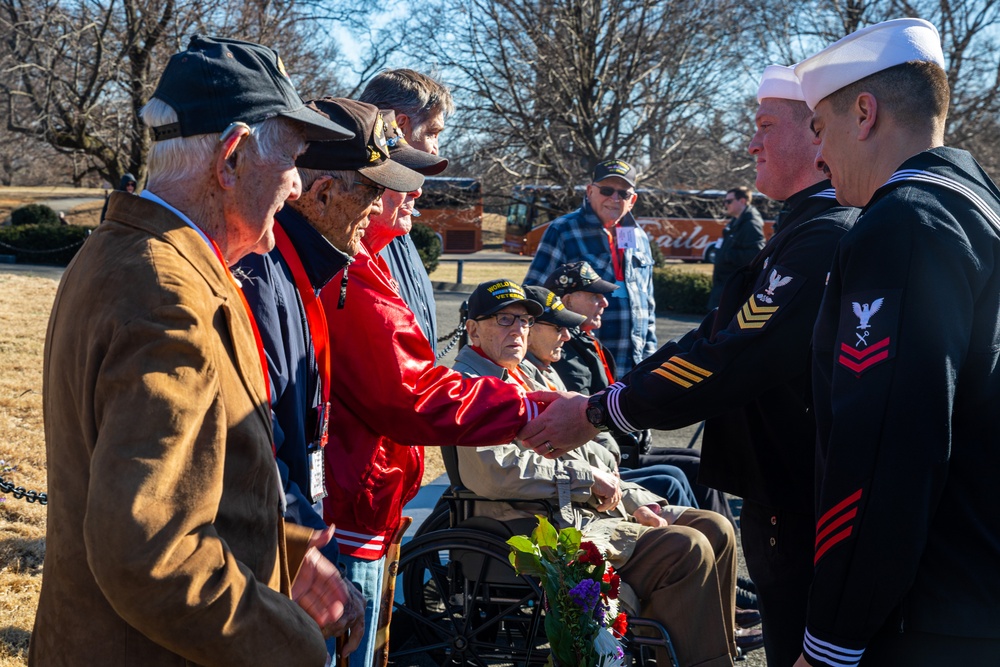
[518,390,598,458]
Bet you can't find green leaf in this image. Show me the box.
[533,515,559,549]
[507,535,537,554]
[509,550,545,577]
[557,526,582,553]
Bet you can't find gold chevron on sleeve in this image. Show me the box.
[737,295,780,330]
[651,356,712,388]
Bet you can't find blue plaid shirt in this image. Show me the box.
[524,201,657,376]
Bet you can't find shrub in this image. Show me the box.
[653,266,711,315]
[10,203,59,227]
[410,222,442,274]
[0,224,93,266]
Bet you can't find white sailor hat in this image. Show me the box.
[795,18,945,110]
[756,65,805,103]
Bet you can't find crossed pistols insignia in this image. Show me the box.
[737,266,801,330]
[836,290,900,376]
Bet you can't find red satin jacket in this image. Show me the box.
[320,242,534,559]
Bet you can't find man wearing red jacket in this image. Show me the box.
[320,114,544,666]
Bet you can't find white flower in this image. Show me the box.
[594,627,626,667]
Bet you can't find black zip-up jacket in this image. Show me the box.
[597,181,857,512]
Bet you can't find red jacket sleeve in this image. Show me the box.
[321,247,530,447]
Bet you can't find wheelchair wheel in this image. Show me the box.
[389,529,548,666]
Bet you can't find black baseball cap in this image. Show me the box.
[381,110,449,176]
[523,286,587,329]
[468,279,543,320]
[544,261,619,296]
[149,36,353,142]
[296,98,424,193]
[592,158,637,188]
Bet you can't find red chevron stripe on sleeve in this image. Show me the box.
[815,488,862,564]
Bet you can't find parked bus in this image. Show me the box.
[415,177,483,254]
[503,185,780,262]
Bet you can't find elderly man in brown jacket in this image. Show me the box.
[30,36,359,666]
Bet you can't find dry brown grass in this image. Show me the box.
[0,268,58,667]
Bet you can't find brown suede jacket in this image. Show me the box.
[30,193,326,666]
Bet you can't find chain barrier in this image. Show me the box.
[0,476,48,505]
[435,324,465,361]
[0,237,88,254]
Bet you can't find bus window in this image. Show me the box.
[417,177,483,254]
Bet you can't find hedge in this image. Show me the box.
[11,203,59,227]
[0,224,93,266]
[410,222,442,274]
[653,265,711,315]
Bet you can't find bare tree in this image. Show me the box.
[409,0,746,194]
[742,0,1000,178]
[0,0,390,187]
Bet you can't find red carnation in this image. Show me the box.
[603,568,621,599]
[578,541,603,565]
[611,612,628,637]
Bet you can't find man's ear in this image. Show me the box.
[465,319,480,346]
[395,112,413,142]
[305,175,336,206]
[215,125,252,190]
[856,92,878,141]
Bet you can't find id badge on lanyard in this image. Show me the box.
[309,400,330,503]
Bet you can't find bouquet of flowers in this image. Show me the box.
[508,516,628,667]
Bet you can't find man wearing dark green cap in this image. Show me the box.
[32,36,354,666]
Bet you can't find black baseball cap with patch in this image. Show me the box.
[296,98,424,193]
[523,286,587,329]
[468,279,543,320]
[592,158,637,188]
[381,110,448,176]
[544,261,619,297]
[149,36,353,142]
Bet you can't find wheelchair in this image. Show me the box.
[387,447,681,667]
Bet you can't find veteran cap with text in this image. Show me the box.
[523,286,588,329]
[543,261,619,297]
[468,279,544,320]
[795,18,945,110]
[149,36,353,142]
[592,159,637,188]
[296,98,424,193]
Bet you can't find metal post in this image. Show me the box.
[456,260,464,284]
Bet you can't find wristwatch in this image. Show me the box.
[586,394,610,432]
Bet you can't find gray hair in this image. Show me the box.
[359,69,454,127]
[140,98,306,191]
[297,167,356,191]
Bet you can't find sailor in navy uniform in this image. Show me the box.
[796,19,1000,667]
[519,65,860,665]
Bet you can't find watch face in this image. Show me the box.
[586,403,604,427]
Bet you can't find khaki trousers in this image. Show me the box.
[617,509,737,667]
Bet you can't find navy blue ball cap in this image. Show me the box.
[149,35,353,142]
[544,261,619,296]
[468,279,543,319]
[523,286,587,328]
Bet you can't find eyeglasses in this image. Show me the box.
[536,322,569,334]
[353,179,386,202]
[723,198,737,204]
[478,313,535,328]
[594,185,635,199]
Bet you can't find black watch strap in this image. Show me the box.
[586,394,610,432]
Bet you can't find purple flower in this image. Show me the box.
[595,601,607,625]
[568,578,601,613]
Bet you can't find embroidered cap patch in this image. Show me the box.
[836,290,900,376]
